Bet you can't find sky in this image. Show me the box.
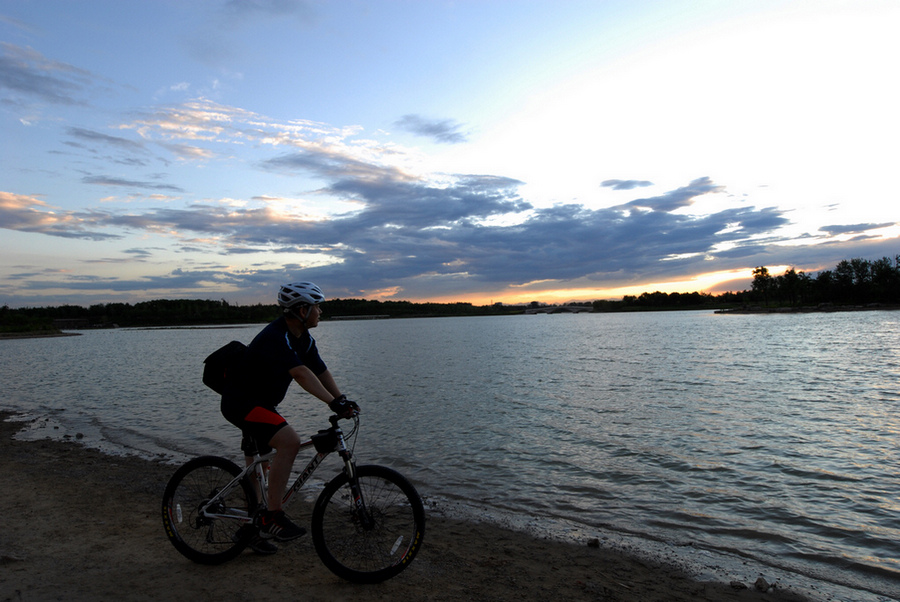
[2,0,899,308]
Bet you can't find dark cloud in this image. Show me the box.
[124,248,155,257]
[4,132,895,302]
[14,170,758,291]
[193,176,792,297]
[415,202,792,288]
[601,179,653,191]
[0,14,35,33]
[5,175,896,303]
[82,175,185,193]
[0,192,120,241]
[394,114,468,144]
[0,43,93,106]
[327,174,530,229]
[263,150,411,182]
[18,268,214,292]
[66,127,147,153]
[735,207,793,232]
[820,223,894,236]
[220,0,315,22]
[18,246,900,312]
[624,177,724,213]
[187,0,316,67]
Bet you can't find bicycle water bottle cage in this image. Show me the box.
[312,429,338,453]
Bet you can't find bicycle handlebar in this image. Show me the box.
[328,411,360,428]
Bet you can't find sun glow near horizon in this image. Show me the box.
[413,268,778,307]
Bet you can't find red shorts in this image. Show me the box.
[221,399,287,455]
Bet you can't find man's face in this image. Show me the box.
[301,304,322,328]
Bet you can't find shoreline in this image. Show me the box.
[0,412,821,601]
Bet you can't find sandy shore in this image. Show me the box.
[0,412,814,602]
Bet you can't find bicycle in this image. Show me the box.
[161,413,425,583]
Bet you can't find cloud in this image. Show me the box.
[16,173,787,296]
[0,14,36,34]
[81,175,185,193]
[220,0,315,22]
[6,164,895,303]
[0,236,745,304]
[158,142,216,160]
[394,114,468,144]
[66,127,147,153]
[5,92,893,304]
[263,149,410,183]
[279,175,797,297]
[624,177,724,213]
[16,268,219,292]
[0,104,843,303]
[820,223,895,236]
[326,174,530,230]
[185,1,317,68]
[601,179,653,191]
[415,201,791,288]
[122,98,353,148]
[0,192,120,240]
[0,43,94,106]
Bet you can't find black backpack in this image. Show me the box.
[202,340,248,394]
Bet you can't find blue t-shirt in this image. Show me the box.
[240,316,327,406]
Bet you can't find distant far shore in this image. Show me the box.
[5,303,900,340]
[715,303,900,315]
[0,330,80,340]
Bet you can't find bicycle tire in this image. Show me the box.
[161,455,257,565]
[311,464,425,583]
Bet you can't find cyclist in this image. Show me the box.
[220,281,359,554]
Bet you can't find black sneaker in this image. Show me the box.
[232,526,278,554]
[259,510,306,542]
[249,535,278,555]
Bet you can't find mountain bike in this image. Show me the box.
[161,414,425,583]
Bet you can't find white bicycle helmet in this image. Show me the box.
[278,281,325,310]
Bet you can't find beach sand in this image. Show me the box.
[0,412,812,602]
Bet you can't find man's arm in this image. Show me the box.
[316,369,342,400]
[289,365,341,403]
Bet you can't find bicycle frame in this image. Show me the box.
[163,410,424,581]
[198,415,359,523]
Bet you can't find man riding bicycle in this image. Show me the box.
[220,281,359,554]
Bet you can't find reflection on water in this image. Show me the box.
[2,311,899,597]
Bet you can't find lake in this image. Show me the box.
[2,310,899,599]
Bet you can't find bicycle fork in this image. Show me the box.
[341,453,375,530]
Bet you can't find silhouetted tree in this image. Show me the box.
[752,266,773,306]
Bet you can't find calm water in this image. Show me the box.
[2,311,899,599]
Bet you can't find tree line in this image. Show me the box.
[748,256,900,308]
[0,299,280,334]
[2,255,898,333]
[0,297,521,334]
[594,255,900,311]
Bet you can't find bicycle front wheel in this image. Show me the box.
[311,464,425,583]
[161,455,257,565]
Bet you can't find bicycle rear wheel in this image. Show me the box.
[311,464,425,583]
[161,455,257,565]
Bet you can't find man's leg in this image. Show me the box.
[258,425,305,542]
[266,425,301,511]
[237,437,277,555]
[243,456,278,556]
